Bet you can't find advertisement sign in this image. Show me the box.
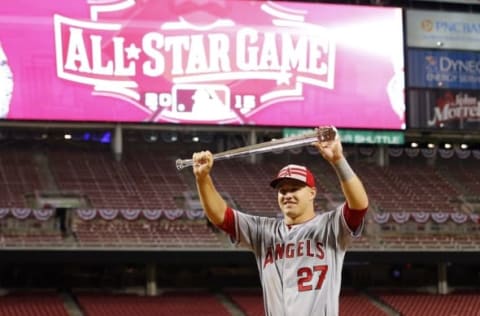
[408,89,480,130]
[284,128,404,145]
[408,49,480,90]
[406,9,480,50]
[0,0,404,129]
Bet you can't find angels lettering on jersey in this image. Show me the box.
[263,239,325,268]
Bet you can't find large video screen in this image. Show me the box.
[0,0,405,129]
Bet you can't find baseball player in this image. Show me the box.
[192,126,368,316]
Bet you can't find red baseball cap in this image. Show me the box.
[270,164,316,188]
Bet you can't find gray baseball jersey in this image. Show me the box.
[229,204,362,316]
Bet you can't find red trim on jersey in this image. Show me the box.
[218,207,236,238]
[343,204,367,231]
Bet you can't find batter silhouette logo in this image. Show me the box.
[0,43,13,119]
[53,0,335,124]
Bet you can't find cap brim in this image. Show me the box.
[270,177,308,189]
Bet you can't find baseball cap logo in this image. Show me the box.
[279,166,296,178]
[271,164,315,188]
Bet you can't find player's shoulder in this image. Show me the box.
[313,208,343,224]
[315,208,337,218]
[235,210,281,226]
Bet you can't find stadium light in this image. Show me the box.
[143,131,158,142]
[160,131,178,143]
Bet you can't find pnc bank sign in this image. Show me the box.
[53,0,335,124]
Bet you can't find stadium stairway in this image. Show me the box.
[33,151,58,192]
[215,292,247,316]
[363,291,400,316]
[60,290,84,316]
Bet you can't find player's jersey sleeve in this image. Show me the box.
[217,207,276,255]
[334,203,364,250]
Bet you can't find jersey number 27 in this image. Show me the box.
[297,265,328,292]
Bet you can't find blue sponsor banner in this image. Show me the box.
[408,49,480,90]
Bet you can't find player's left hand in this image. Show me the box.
[313,125,343,163]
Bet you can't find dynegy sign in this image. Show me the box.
[408,49,480,90]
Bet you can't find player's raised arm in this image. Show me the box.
[313,127,368,211]
[192,150,227,226]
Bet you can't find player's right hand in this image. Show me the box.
[313,125,343,164]
[192,150,213,179]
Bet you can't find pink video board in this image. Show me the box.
[0,0,405,129]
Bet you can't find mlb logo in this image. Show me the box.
[171,84,231,115]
